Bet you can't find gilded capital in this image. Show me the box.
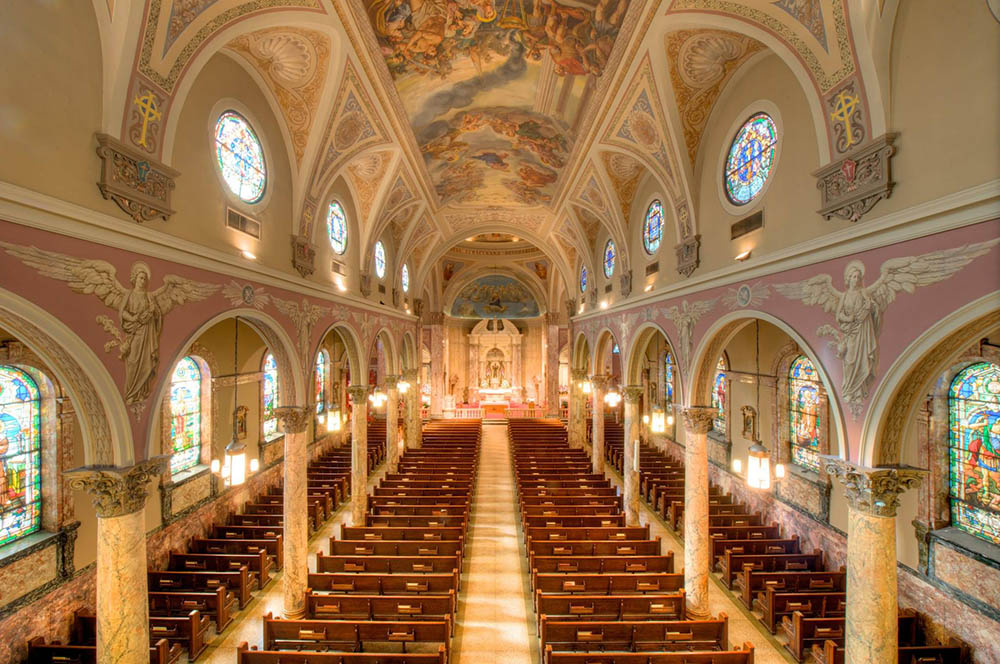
[571,369,588,382]
[682,406,716,435]
[623,385,644,404]
[822,456,927,517]
[402,368,419,381]
[384,375,401,388]
[347,385,371,404]
[275,406,311,434]
[589,375,609,391]
[68,456,169,517]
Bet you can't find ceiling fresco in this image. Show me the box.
[450,274,540,318]
[364,0,627,207]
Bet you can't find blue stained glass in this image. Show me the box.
[664,352,674,404]
[327,201,348,255]
[169,357,202,475]
[315,351,328,414]
[263,353,279,440]
[724,113,777,205]
[374,241,386,279]
[580,266,587,293]
[604,240,616,278]
[0,366,41,546]
[214,111,266,203]
[948,362,1000,545]
[643,200,663,254]
[401,264,410,293]
[712,356,727,434]
[789,355,821,472]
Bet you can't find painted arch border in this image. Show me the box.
[624,321,684,398]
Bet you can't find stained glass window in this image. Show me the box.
[603,240,616,278]
[712,356,727,435]
[315,351,329,415]
[580,266,587,293]
[948,362,1000,545]
[789,355,821,472]
[327,201,348,255]
[724,113,777,205]
[401,264,410,293]
[643,200,663,255]
[664,352,675,404]
[169,357,202,475]
[263,353,279,440]
[374,241,386,279]
[0,366,41,546]
[214,111,266,203]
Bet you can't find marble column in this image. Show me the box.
[275,406,310,618]
[590,376,607,473]
[545,317,561,416]
[824,459,926,664]
[385,376,400,473]
[348,385,371,525]
[428,314,445,417]
[569,370,587,448]
[402,368,421,449]
[681,406,715,619]
[622,386,643,526]
[68,458,168,664]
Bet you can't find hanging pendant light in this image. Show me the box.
[226,317,248,486]
[742,319,784,489]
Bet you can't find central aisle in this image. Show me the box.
[454,423,536,664]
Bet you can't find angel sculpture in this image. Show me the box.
[775,239,999,416]
[1,243,219,404]
[664,298,718,371]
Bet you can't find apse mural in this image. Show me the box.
[451,275,540,318]
[364,0,627,206]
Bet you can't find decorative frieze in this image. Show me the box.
[275,406,311,434]
[68,456,169,517]
[822,456,926,517]
[290,235,316,277]
[675,234,701,277]
[95,133,178,223]
[814,133,897,223]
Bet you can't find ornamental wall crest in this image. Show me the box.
[814,133,896,223]
[95,133,179,223]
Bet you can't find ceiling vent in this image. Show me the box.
[645,261,659,276]
[226,207,261,239]
[332,261,345,275]
[731,210,763,240]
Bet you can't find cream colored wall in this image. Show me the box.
[314,176,362,293]
[0,1,105,212]
[627,176,664,296]
[72,426,98,570]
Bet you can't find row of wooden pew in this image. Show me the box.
[607,438,967,663]
[24,427,387,664]
[238,419,482,664]
[510,418,756,664]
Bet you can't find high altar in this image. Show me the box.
[468,318,522,407]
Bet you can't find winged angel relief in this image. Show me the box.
[775,239,998,416]
[1,243,219,405]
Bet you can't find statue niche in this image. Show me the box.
[468,317,522,405]
[483,347,508,390]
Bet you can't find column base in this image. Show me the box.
[283,606,306,620]
[685,604,711,620]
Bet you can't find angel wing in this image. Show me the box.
[686,297,718,318]
[774,274,842,314]
[0,242,126,310]
[152,275,220,315]
[663,305,681,320]
[868,239,1000,311]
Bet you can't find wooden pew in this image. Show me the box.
[535,591,686,625]
[328,539,463,558]
[169,550,270,589]
[754,588,846,633]
[148,567,254,609]
[539,615,729,653]
[149,587,235,632]
[532,572,684,595]
[189,536,283,571]
[543,644,756,664]
[780,609,917,662]
[25,637,179,664]
[736,568,845,609]
[305,593,454,631]
[811,639,966,664]
[237,642,447,664]
[316,553,460,575]
[72,608,209,662]
[719,549,825,589]
[262,613,450,658]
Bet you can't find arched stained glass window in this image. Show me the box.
[664,351,675,404]
[263,353,279,440]
[712,356,727,435]
[580,266,588,293]
[0,366,41,546]
[949,362,1000,545]
[401,264,410,293]
[724,113,777,205]
[214,111,266,203]
[603,240,616,278]
[315,351,329,415]
[789,355,821,472]
[327,201,348,255]
[374,241,386,279]
[169,357,202,475]
[643,200,663,255]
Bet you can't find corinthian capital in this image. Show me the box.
[384,375,401,389]
[348,385,371,404]
[589,375,609,391]
[822,457,927,517]
[571,369,589,382]
[275,406,311,434]
[68,456,169,517]
[623,385,644,404]
[402,368,419,381]
[682,406,716,435]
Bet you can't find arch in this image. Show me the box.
[400,331,417,372]
[688,310,846,458]
[862,293,1000,467]
[313,322,363,387]
[147,309,303,461]
[571,332,592,374]
[442,267,549,319]
[0,288,132,467]
[592,328,620,378]
[625,322,683,398]
[370,328,400,378]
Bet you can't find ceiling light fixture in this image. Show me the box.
[735,250,752,262]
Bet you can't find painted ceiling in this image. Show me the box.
[451,274,540,318]
[364,0,627,208]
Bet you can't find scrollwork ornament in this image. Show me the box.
[68,456,169,517]
[275,406,311,434]
[822,456,926,517]
[623,385,644,404]
[347,385,371,404]
[682,406,716,434]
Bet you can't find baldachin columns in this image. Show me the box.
[348,385,371,525]
[681,406,715,619]
[622,386,643,526]
[275,406,310,618]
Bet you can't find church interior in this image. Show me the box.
[0,1,998,663]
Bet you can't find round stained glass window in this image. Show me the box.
[214,111,266,203]
[603,240,616,278]
[374,241,386,279]
[724,113,777,205]
[327,201,347,255]
[580,266,588,293]
[401,264,410,293]
[643,199,663,254]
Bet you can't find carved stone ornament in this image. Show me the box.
[675,234,701,278]
[359,272,372,297]
[565,298,577,315]
[384,375,401,391]
[275,406,311,434]
[822,456,927,517]
[347,384,371,404]
[814,133,897,223]
[682,406,716,434]
[623,385,644,404]
[588,374,610,391]
[392,288,400,307]
[413,299,424,317]
[290,235,316,278]
[402,368,420,382]
[95,133,179,223]
[425,311,444,326]
[620,270,633,298]
[588,288,597,306]
[67,456,169,517]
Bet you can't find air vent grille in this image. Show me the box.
[645,261,659,276]
[731,211,763,240]
[226,208,261,239]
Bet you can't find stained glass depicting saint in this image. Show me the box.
[0,366,41,545]
[789,355,821,471]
